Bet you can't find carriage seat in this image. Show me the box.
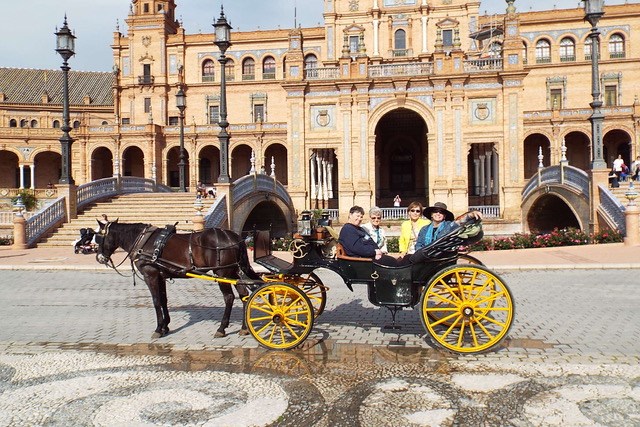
[335,243,373,262]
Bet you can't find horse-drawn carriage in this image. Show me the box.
[95,211,514,355]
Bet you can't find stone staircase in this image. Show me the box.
[37,193,214,248]
[609,183,637,207]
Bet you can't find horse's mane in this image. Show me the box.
[111,222,150,248]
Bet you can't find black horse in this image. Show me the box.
[95,218,260,339]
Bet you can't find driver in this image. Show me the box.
[338,206,397,266]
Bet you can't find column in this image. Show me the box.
[421,16,428,53]
[30,165,35,189]
[19,165,25,189]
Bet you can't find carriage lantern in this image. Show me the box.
[298,210,313,236]
[316,210,332,227]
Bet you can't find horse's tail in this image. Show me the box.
[238,240,261,280]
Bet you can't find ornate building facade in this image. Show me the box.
[1,0,639,232]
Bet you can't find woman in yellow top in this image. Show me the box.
[398,201,430,256]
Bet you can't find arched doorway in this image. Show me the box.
[91,147,113,180]
[526,194,580,234]
[374,108,428,206]
[231,144,252,180]
[33,151,61,188]
[264,143,288,184]
[603,129,631,169]
[523,133,551,179]
[564,131,590,171]
[242,200,288,238]
[122,146,145,178]
[167,146,190,187]
[0,151,20,188]
[198,145,220,184]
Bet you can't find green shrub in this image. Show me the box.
[11,190,37,212]
[386,236,399,253]
[591,228,624,244]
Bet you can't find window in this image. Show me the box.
[394,29,407,56]
[144,98,151,113]
[52,120,60,128]
[242,58,255,80]
[349,35,359,54]
[443,29,453,47]
[143,3,149,13]
[522,42,528,65]
[535,39,551,63]
[550,89,562,109]
[202,59,215,82]
[225,60,235,82]
[559,38,575,62]
[604,85,618,106]
[121,118,130,125]
[9,119,17,127]
[20,119,27,128]
[73,120,80,129]
[253,104,264,123]
[304,54,318,78]
[262,56,276,79]
[208,105,219,124]
[101,121,108,125]
[168,116,179,125]
[609,34,625,59]
[30,119,38,128]
[584,38,600,60]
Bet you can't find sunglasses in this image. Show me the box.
[370,216,381,220]
[409,209,422,213]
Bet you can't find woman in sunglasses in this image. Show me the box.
[398,201,430,257]
[361,206,388,254]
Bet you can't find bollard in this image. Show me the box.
[624,205,640,246]
[192,215,205,231]
[12,213,28,249]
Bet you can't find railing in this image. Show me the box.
[392,49,408,57]
[469,205,501,218]
[381,207,408,220]
[232,174,292,207]
[598,184,626,234]
[0,211,33,224]
[304,67,339,80]
[262,72,276,80]
[25,197,66,246]
[77,178,118,210]
[138,75,154,85]
[242,74,255,81]
[369,62,433,77]
[560,55,576,62]
[464,58,503,72]
[610,52,626,59]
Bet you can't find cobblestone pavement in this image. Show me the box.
[0,269,639,426]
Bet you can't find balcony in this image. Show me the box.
[202,75,215,82]
[610,51,626,59]
[138,75,154,85]
[263,72,276,80]
[368,62,433,77]
[560,55,576,62]
[304,67,339,80]
[242,74,255,81]
[463,58,503,72]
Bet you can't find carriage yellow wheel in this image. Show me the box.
[261,273,328,316]
[420,265,514,354]
[245,283,314,350]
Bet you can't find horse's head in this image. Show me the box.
[95,216,119,265]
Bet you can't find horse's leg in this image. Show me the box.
[215,283,234,338]
[142,267,169,339]
[158,275,170,336]
[236,284,250,336]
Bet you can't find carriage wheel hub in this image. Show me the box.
[462,306,474,317]
[272,314,283,324]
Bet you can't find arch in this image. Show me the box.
[562,131,590,171]
[202,58,216,82]
[304,53,318,69]
[374,108,429,205]
[91,146,114,180]
[122,146,145,178]
[369,97,435,132]
[197,144,220,184]
[166,145,190,187]
[231,144,252,180]
[522,191,586,234]
[33,151,62,188]
[603,129,632,168]
[9,119,17,127]
[608,33,625,58]
[523,133,551,179]
[30,119,38,128]
[488,41,502,57]
[264,143,288,185]
[0,150,20,188]
[242,200,289,238]
[53,120,60,128]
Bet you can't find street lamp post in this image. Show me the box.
[584,0,607,170]
[176,88,187,192]
[214,6,232,183]
[55,16,76,185]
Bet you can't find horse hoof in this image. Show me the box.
[238,329,250,336]
[214,331,226,338]
[151,332,162,339]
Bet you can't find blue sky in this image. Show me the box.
[0,0,632,72]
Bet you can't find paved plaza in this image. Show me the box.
[0,263,639,426]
